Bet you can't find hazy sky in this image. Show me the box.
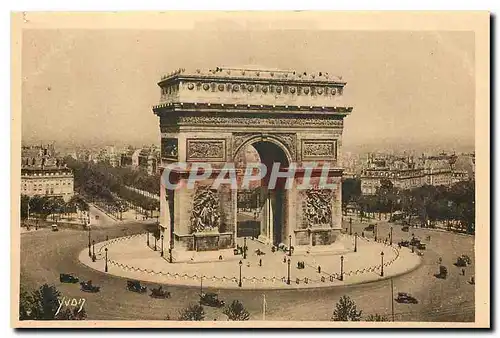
[21,28,475,152]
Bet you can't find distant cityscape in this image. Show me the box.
[20,141,475,204]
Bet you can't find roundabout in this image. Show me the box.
[79,233,421,290]
[20,219,475,321]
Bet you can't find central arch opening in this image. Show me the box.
[235,139,290,247]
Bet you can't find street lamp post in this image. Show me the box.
[287,258,291,285]
[88,225,91,257]
[105,247,108,272]
[92,240,96,262]
[411,233,415,253]
[340,255,344,281]
[154,234,157,251]
[169,240,173,263]
[147,231,150,247]
[243,237,247,259]
[161,235,164,257]
[374,225,378,242]
[238,260,243,287]
[380,251,384,277]
[354,232,358,253]
[288,234,292,256]
[390,227,393,246]
[349,217,353,235]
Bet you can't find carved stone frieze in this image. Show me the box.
[303,189,334,227]
[186,139,226,162]
[301,140,337,160]
[190,187,221,233]
[177,115,344,128]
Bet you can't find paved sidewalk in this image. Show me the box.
[80,234,421,290]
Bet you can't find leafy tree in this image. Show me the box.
[178,304,205,321]
[331,295,362,321]
[223,300,250,321]
[20,195,30,220]
[366,313,388,321]
[342,178,361,215]
[19,283,87,320]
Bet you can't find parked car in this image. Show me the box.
[51,224,59,232]
[410,238,421,246]
[417,243,426,250]
[435,265,448,279]
[150,286,171,299]
[200,292,225,307]
[80,280,100,293]
[364,224,375,232]
[401,226,409,232]
[127,280,147,293]
[398,240,410,247]
[395,292,418,304]
[60,273,79,284]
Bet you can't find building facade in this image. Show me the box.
[21,145,74,202]
[360,152,459,195]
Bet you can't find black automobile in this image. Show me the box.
[417,243,426,250]
[395,292,418,304]
[401,226,409,232]
[200,292,225,308]
[150,286,171,299]
[127,280,147,293]
[398,240,410,247]
[80,280,100,293]
[364,224,375,232]
[60,273,79,284]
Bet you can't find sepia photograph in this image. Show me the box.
[10,11,490,328]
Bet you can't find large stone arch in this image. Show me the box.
[153,67,353,263]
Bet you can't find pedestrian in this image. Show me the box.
[318,266,321,273]
[462,268,466,276]
[283,256,286,263]
[361,231,364,238]
[259,258,262,267]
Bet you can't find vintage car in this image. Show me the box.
[395,292,418,304]
[401,226,409,232]
[435,265,448,279]
[398,240,410,247]
[80,280,100,293]
[60,273,79,283]
[410,238,421,246]
[364,224,375,232]
[51,224,59,232]
[150,286,171,299]
[127,280,147,293]
[417,243,426,250]
[200,292,225,307]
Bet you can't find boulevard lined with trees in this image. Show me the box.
[64,157,160,217]
[342,178,475,234]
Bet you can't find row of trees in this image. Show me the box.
[342,178,475,234]
[20,195,89,221]
[66,158,160,213]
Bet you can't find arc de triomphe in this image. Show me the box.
[152,67,353,262]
